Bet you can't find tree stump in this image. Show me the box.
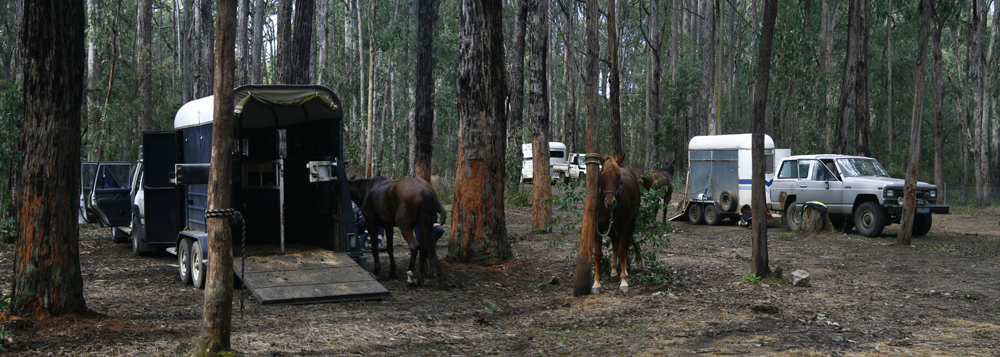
[800,202,829,232]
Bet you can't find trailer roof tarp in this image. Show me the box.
[174,85,343,130]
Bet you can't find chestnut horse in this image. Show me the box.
[592,154,642,294]
[628,161,675,223]
[348,176,447,285]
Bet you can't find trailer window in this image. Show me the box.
[777,160,797,179]
[550,151,565,159]
[765,153,774,174]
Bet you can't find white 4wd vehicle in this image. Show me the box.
[769,155,949,237]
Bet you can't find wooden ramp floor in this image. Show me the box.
[235,251,389,305]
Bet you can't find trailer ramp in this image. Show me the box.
[235,250,389,305]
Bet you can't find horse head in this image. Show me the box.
[599,153,627,210]
[347,176,389,204]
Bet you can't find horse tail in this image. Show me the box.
[420,189,446,278]
[436,199,447,225]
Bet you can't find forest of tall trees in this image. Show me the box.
[1,0,999,236]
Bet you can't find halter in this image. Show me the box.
[601,175,624,198]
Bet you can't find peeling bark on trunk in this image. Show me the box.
[192,0,236,354]
[448,0,512,266]
[14,0,87,317]
[573,0,600,297]
[750,0,777,278]
[898,0,933,246]
[528,0,552,230]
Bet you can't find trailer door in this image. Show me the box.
[142,131,183,247]
[90,162,133,227]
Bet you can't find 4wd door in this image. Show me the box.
[90,162,133,226]
[80,162,100,223]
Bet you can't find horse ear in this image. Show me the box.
[616,153,626,166]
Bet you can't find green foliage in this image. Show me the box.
[506,185,532,207]
[548,181,585,233]
[743,271,762,285]
[0,289,9,351]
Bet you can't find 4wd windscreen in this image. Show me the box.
[836,158,889,177]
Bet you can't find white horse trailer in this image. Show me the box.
[520,142,570,183]
[672,133,791,225]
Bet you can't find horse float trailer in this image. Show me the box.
[520,142,571,184]
[671,133,791,225]
[80,85,388,304]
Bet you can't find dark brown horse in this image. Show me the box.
[628,161,675,223]
[348,176,447,285]
[592,154,642,294]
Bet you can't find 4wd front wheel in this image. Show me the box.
[854,202,886,237]
[785,202,802,231]
[131,212,151,256]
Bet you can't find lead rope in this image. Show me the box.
[205,208,247,322]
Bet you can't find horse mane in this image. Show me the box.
[658,162,675,177]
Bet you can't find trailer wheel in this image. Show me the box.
[719,191,737,212]
[688,203,705,225]
[178,238,193,285]
[191,241,206,289]
[704,204,721,225]
[785,201,802,231]
[854,202,885,237]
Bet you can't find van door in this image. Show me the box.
[90,162,133,227]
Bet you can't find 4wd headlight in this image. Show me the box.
[885,190,895,198]
[929,190,937,199]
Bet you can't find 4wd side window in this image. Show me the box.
[777,160,798,179]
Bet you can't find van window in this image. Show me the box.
[551,151,565,159]
[777,160,797,179]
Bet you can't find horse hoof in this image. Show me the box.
[620,285,629,293]
[406,270,414,285]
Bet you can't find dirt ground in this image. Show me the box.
[2,200,1000,356]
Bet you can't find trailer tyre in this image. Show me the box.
[719,191,737,212]
[912,213,933,236]
[178,238,193,285]
[704,204,721,225]
[854,202,886,237]
[688,204,705,225]
[785,202,802,231]
[191,241,206,289]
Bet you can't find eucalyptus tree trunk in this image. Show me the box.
[236,0,248,85]
[886,0,893,154]
[291,0,315,84]
[608,0,622,155]
[193,0,236,353]
[696,0,714,135]
[275,0,292,83]
[200,0,215,96]
[751,0,778,278]
[449,0,512,266]
[251,0,264,83]
[834,0,869,157]
[136,0,152,132]
[820,0,833,151]
[646,0,661,167]
[14,0,87,318]
[528,0,552,230]
[898,0,933,246]
[573,0,601,297]
[182,0,195,102]
[970,0,988,203]
[317,0,328,84]
[933,16,944,188]
[560,0,577,153]
[414,0,436,181]
[508,0,528,140]
[986,6,999,186]
[86,0,100,118]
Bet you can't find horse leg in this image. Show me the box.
[619,223,638,293]
[609,237,620,280]
[384,228,397,279]
[367,223,382,277]
[400,227,420,286]
[592,232,602,294]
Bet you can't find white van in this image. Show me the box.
[521,142,570,183]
